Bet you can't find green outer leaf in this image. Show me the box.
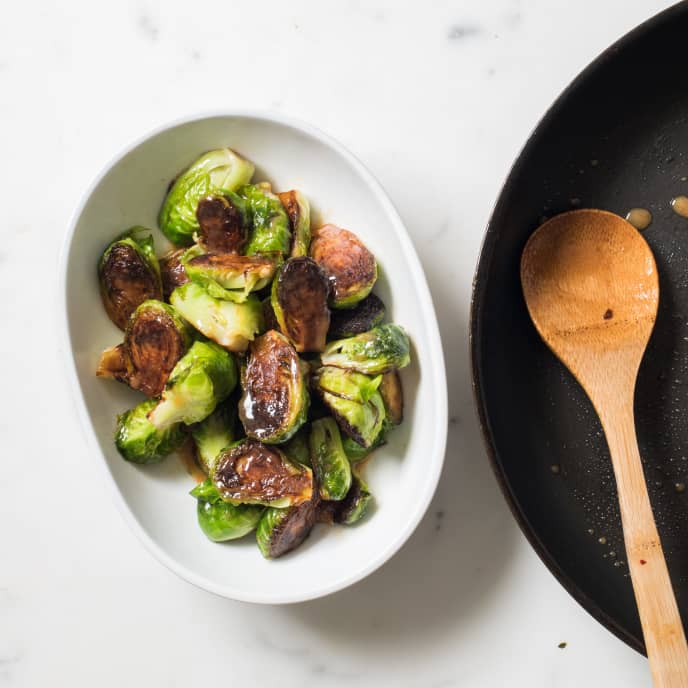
[191,479,264,541]
[158,149,255,246]
[288,191,311,258]
[314,366,382,403]
[341,420,388,462]
[147,340,237,429]
[282,427,311,467]
[170,282,264,351]
[321,389,385,449]
[309,417,352,501]
[190,403,237,474]
[256,507,289,558]
[115,398,186,464]
[240,184,292,257]
[320,324,411,374]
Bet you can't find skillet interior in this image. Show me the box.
[471,1,688,653]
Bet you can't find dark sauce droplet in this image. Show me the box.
[558,642,567,649]
[604,309,613,320]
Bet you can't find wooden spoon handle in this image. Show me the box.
[603,405,688,686]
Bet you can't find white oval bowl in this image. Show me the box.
[60,112,447,603]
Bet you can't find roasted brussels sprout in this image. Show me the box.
[379,370,403,425]
[321,324,411,374]
[334,474,373,525]
[96,344,128,384]
[256,497,318,559]
[271,257,330,352]
[159,247,189,300]
[184,252,275,301]
[282,427,311,467]
[262,296,280,331]
[148,340,237,430]
[240,184,292,258]
[98,227,163,329]
[213,439,314,507]
[328,293,386,339]
[196,193,250,253]
[124,300,193,397]
[309,224,377,308]
[309,417,352,500]
[191,479,264,541]
[342,425,388,462]
[170,282,264,352]
[191,402,237,474]
[159,149,255,246]
[116,398,187,464]
[314,366,386,448]
[97,301,192,397]
[278,190,311,258]
[239,330,309,443]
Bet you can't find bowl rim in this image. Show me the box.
[59,110,448,604]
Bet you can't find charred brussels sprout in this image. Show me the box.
[159,149,255,246]
[191,402,237,474]
[148,340,237,430]
[170,282,263,352]
[123,300,193,397]
[184,252,276,301]
[98,227,162,329]
[334,473,373,525]
[278,190,311,258]
[310,224,377,308]
[328,293,386,339]
[239,330,309,443]
[256,498,318,559]
[379,370,403,425]
[309,417,352,500]
[97,301,192,397]
[191,479,264,541]
[213,439,314,507]
[116,398,187,464]
[159,247,189,300]
[271,257,330,352]
[341,427,387,462]
[196,193,250,253]
[314,366,386,448]
[321,324,411,374]
[240,184,292,258]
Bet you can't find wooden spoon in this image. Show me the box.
[521,209,688,686]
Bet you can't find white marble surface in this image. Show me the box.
[0,0,677,685]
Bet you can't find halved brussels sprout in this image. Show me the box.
[213,439,314,507]
[97,301,192,397]
[170,282,264,352]
[309,417,352,500]
[148,340,237,430]
[98,227,162,329]
[271,257,330,352]
[190,479,264,541]
[334,473,373,525]
[309,224,377,308]
[314,366,386,448]
[196,193,250,253]
[191,402,237,474]
[256,498,318,559]
[278,190,311,258]
[159,247,189,300]
[320,324,411,374]
[184,252,276,301]
[328,293,386,340]
[282,427,311,467]
[379,370,403,425]
[239,330,309,443]
[96,344,128,384]
[159,149,255,246]
[240,184,292,258]
[116,398,187,464]
[342,425,387,462]
[123,300,193,397]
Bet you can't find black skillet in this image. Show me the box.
[471,2,688,654]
